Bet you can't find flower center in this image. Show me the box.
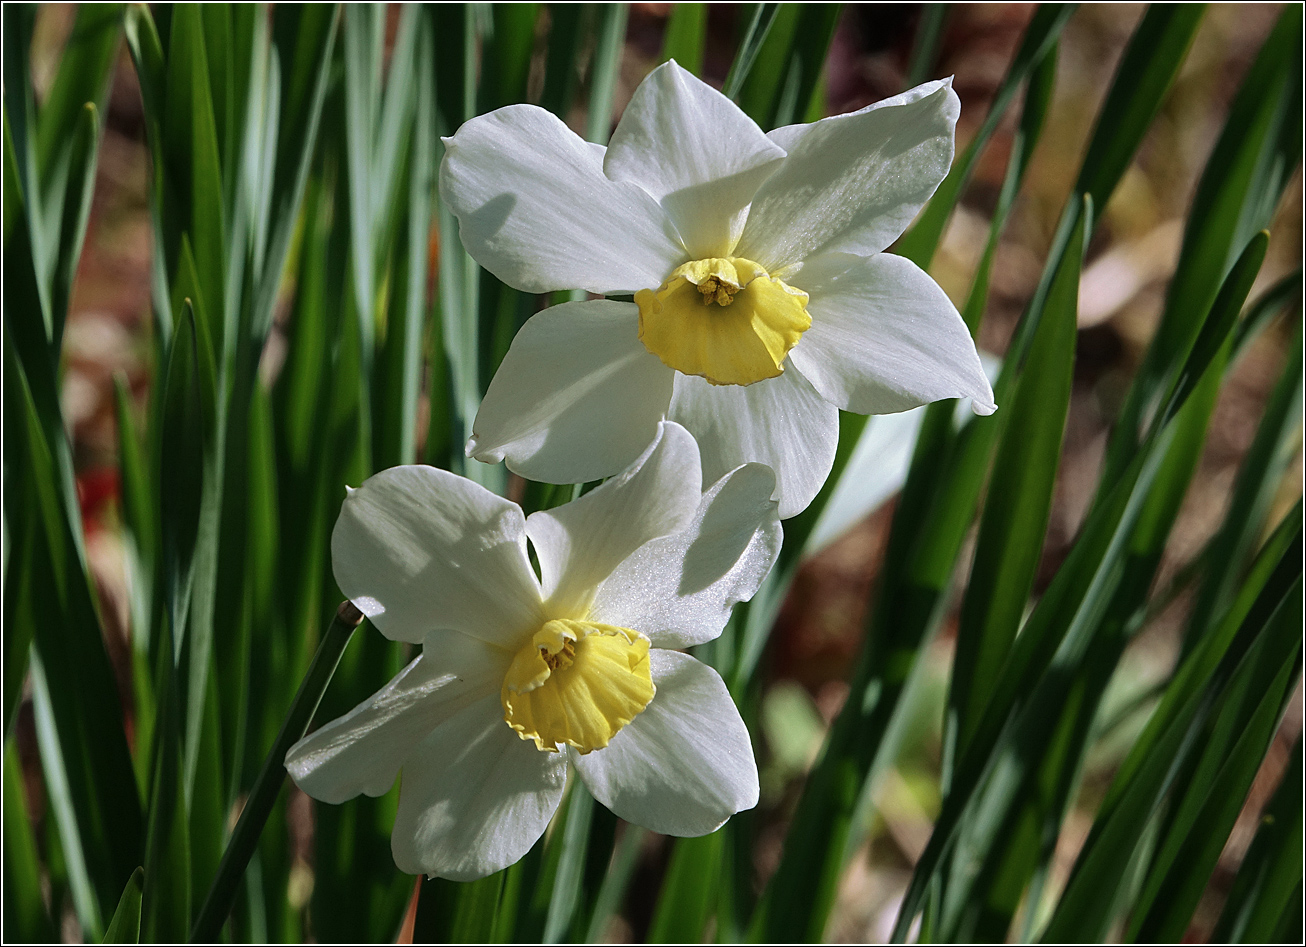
[501,619,654,754]
[634,257,811,386]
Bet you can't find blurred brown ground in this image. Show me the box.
[29,3,1303,943]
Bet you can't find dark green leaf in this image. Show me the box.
[1232,269,1301,359]
[1108,504,1301,832]
[585,4,629,146]
[343,2,386,360]
[774,5,842,129]
[141,656,191,943]
[1185,316,1302,653]
[122,3,174,344]
[30,2,121,332]
[731,3,840,130]
[158,262,221,801]
[188,668,226,929]
[1129,654,1300,940]
[113,374,155,654]
[220,379,278,808]
[451,873,506,943]
[894,202,1271,939]
[374,5,421,228]
[430,5,493,487]
[2,4,38,259]
[948,196,1085,758]
[29,654,105,936]
[4,107,22,245]
[252,4,338,343]
[543,784,596,942]
[102,867,144,943]
[1101,5,1301,488]
[199,6,232,177]
[1213,737,1303,943]
[2,121,80,545]
[1164,231,1269,420]
[510,801,573,941]
[35,3,123,201]
[165,5,228,365]
[649,830,724,943]
[584,825,645,943]
[906,4,949,88]
[192,604,363,941]
[539,4,591,119]
[7,334,143,935]
[374,12,433,473]
[3,740,56,942]
[1074,5,1205,209]
[49,103,100,352]
[959,39,1057,337]
[660,4,707,76]
[481,4,540,111]
[735,5,800,127]
[723,4,782,101]
[1,495,36,733]
[1041,574,1302,942]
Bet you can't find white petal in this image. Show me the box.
[571,650,758,837]
[668,368,839,519]
[390,694,568,880]
[604,61,785,258]
[589,463,782,649]
[788,251,996,415]
[332,466,543,646]
[765,77,954,150]
[285,637,508,804]
[735,78,959,271]
[526,422,702,617]
[468,300,675,485]
[440,104,685,294]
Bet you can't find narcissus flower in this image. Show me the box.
[285,422,778,880]
[442,61,995,518]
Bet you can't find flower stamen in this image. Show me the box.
[699,275,737,306]
[542,638,575,671]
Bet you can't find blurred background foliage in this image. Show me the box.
[3,2,1301,943]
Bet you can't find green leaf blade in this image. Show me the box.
[949,197,1086,759]
[660,4,707,76]
[103,867,144,943]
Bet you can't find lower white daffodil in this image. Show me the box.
[441,60,996,519]
[285,422,778,881]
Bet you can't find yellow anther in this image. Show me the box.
[699,276,737,306]
[634,256,811,386]
[542,638,575,671]
[501,619,654,754]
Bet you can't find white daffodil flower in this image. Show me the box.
[442,60,996,519]
[285,422,778,881]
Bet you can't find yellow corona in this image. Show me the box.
[501,619,655,753]
[635,257,811,386]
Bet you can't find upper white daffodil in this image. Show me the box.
[285,422,778,881]
[441,61,996,519]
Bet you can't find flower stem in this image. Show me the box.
[191,601,364,942]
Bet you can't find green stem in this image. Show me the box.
[190,601,363,941]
